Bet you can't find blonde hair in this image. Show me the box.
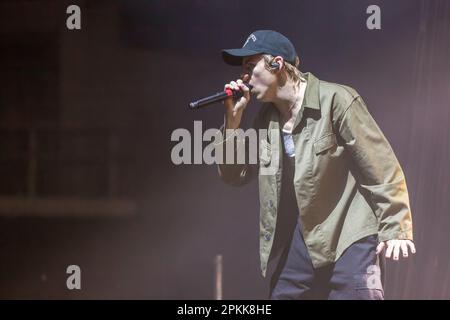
[263,54,302,85]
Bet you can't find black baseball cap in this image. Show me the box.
[222,30,298,66]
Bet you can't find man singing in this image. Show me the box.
[217,30,415,299]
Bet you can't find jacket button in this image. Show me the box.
[264,233,271,241]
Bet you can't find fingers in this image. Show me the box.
[385,240,394,259]
[223,80,241,109]
[236,79,250,100]
[224,81,239,91]
[407,240,416,254]
[384,240,416,261]
[400,240,408,258]
[224,79,250,103]
[224,80,249,94]
[376,242,385,255]
[230,80,240,91]
[393,241,401,260]
[223,79,251,118]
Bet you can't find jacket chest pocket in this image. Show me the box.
[313,133,337,155]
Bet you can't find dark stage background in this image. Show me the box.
[0,0,449,299]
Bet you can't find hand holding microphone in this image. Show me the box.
[223,77,251,130]
[188,75,252,108]
[188,75,252,130]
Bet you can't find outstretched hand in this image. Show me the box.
[376,239,416,260]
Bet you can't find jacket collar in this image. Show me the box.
[300,72,321,110]
[292,72,320,131]
[261,72,321,130]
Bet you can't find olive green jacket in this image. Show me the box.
[218,72,413,277]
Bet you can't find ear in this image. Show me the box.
[272,56,284,71]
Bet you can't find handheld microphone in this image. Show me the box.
[188,83,253,109]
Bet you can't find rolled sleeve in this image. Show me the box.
[217,117,257,187]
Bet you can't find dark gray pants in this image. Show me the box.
[270,222,385,300]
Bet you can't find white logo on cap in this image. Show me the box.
[243,34,257,47]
